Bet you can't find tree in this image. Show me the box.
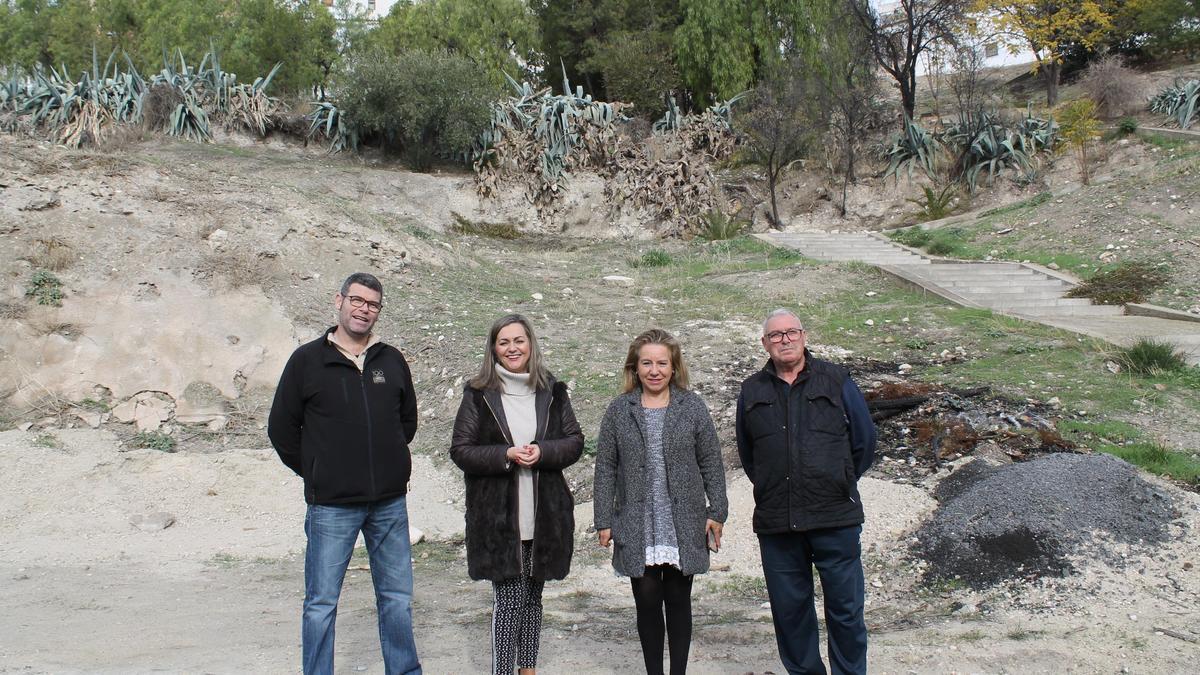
[371,0,539,86]
[335,48,500,170]
[851,0,965,121]
[533,0,681,103]
[330,0,372,57]
[225,0,336,92]
[587,28,681,118]
[674,0,811,105]
[0,0,337,92]
[1056,97,1100,183]
[0,0,55,68]
[979,0,1113,106]
[805,0,883,216]
[136,0,231,70]
[1111,0,1200,59]
[737,62,826,229]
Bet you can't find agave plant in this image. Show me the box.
[1,67,30,112]
[468,65,628,192]
[653,95,683,134]
[704,91,747,129]
[1014,107,1058,153]
[307,100,357,152]
[168,93,211,142]
[150,48,202,94]
[942,113,1034,193]
[1148,79,1199,129]
[883,116,941,181]
[224,65,280,136]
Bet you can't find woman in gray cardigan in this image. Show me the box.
[593,328,728,675]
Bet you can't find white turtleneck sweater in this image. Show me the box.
[496,365,537,541]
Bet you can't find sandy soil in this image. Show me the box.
[1,427,1197,674]
[2,133,1198,673]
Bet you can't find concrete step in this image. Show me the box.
[815,255,929,264]
[956,289,1072,299]
[918,265,1038,275]
[1008,305,1126,318]
[983,298,1096,309]
[780,241,912,251]
[925,262,1029,270]
[938,283,1071,293]
[931,278,1075,289]
[806,247,926,254]
[917,274,1044,284]
[801,248,921,255]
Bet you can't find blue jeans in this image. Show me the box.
[759,526,867,675]
[303,495,421,675]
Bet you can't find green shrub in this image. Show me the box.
[25,270,64,306]
[336,48,499,170]
[634,250,673,267]
[1065,261,1171,304]
[926,239,958,256]
[768,246,804,262]
[1117,117,1138,135]
[133,431,177,452]
[697,211,748,241]
[906,184,958,222]
[1116,338,1189,375]
[889,227,932,248]
[1057,98,1102,185]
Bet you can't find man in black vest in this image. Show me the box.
[268,272,422,674]
[735,308,876,675]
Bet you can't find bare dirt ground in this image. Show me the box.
[2,135,1199,673]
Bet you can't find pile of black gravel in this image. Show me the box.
[915,453,1180,587]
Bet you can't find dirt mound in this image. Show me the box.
[915,453,1180,587]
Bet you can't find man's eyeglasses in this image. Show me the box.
[344,295,383,313]
[765,328,804,343]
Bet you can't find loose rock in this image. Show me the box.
[130,512,176,532]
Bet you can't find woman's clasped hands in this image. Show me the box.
[506,443,541,467]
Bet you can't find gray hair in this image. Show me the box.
[340,272,383,299]
[762,308,803,334]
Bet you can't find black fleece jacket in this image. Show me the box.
[268,328,418,505]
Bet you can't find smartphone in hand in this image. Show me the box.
[707,527,719,553]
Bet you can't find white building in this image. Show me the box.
[321,0,402,22]
[871,0,1037,70]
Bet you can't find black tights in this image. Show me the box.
[630,565,694,675]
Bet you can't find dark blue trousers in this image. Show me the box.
[758,526,867,675]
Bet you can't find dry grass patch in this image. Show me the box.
[0,300,27,320]
[25,238,75,271]
[195,251,283,290]
[1066,261,1171,305]
[97,124,148,153]
[449,213,521,239]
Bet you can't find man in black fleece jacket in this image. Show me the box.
[268,272,422,675]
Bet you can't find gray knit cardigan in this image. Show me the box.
[593,386,728,577]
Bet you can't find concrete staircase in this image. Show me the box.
[767,232,931,266]
[903,262,1124,317]
[757,231,1200,365]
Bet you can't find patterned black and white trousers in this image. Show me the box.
[491,540,544,674]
